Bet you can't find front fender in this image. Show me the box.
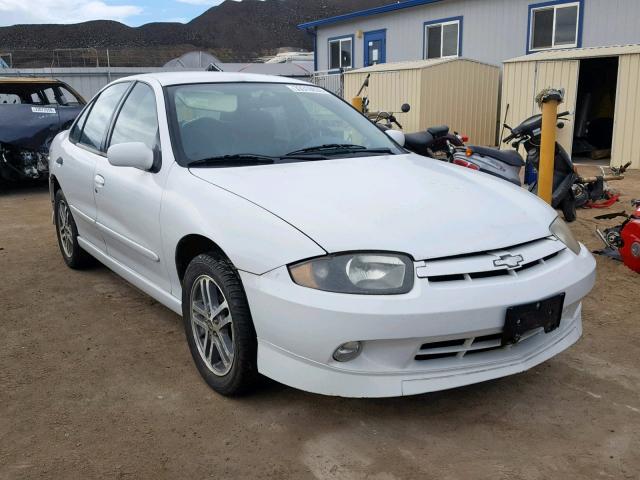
[161,165,326,296]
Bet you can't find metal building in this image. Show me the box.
[502,44,640,169]
[344,58,500,146]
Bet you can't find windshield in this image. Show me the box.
[165,82,404,166]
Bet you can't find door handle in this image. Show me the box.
[55,157,63,166]
[94,175,105,189]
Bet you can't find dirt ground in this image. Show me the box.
[1,168,639,480]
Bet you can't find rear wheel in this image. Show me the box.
[182,253,258,396]
[54,189,94,269]
[561,192,577,223]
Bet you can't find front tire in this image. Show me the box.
[54,189,94,269]
[182,253,258,396]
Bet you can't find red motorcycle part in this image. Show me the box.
[620,215,640,273]
[585,193,620,209]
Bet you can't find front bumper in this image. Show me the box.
[240,244,596,398]
[0,143,49,182]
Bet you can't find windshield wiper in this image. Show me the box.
[188,154,277,168]
[285,144,394,156]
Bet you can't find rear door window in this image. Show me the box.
[78,82,130,152]
[42,88,57,105]
[58,86,83,106]
[69,104,92,143]
[0,93,21,104]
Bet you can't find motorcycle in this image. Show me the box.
[452,111,578,222]
[355,74,466,161]
[594,200,640,273]
[572,162,630,208]
[369,105,467,161]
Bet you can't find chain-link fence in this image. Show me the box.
[0,47,227,69]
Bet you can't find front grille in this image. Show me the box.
[416,237,564,284]
[415,330,543,361]
[426,252,559,283]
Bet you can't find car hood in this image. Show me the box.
[190,154,557,260]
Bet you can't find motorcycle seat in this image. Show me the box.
[468,145,524,167]
[427,125,449,138]
[404,131,434,155]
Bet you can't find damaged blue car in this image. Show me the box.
[0,77,85,183]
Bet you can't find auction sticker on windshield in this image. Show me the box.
[287,85,329,94]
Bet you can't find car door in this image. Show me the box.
[56,82,131,252]
[94,81,171,292]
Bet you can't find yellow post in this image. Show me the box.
[536,88,564,204]
[351,96,364,113]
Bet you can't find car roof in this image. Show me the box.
[116,72,311,87]
[0,76,63,84]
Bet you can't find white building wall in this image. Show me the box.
[314,0,640,71]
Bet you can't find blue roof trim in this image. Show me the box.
[297,0,445,30]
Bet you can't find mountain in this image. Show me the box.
[0,0,392,66]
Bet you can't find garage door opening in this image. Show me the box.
[572,57,619,163]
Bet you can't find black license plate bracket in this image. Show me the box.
[502,293,566,346]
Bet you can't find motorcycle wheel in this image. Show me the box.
[561,193,577,223]
[572,183,589,208]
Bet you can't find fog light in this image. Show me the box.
[333,341,362,362]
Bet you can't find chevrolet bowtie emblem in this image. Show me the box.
[493,254,524,269]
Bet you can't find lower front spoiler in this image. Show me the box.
[257,313,582,398]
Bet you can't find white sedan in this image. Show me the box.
[49,73,596,398]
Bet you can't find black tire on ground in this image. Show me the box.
[561,192,577,223]
[181,253,258,396]
[54,189,95,269]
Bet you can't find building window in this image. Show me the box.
[424,18,461,60]
[529,1,581,52]
[329,36,353,70]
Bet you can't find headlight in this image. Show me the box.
[289,252,414,294]
[550,217,581,255]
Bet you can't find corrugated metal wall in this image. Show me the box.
[534,60,580,156]
[344,60,499,145]
[503,52,640,169]
[612,54,640,169]
[500,61,537,146]
[420,60,500,146]
[501,60,579,156]
[344,68,424,133]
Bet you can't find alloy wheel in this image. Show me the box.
[58,200,74,258]
[190,275,234,376]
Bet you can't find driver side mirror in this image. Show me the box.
[385,129,405,147]
[401,103,411,113]
[107,142,154,171]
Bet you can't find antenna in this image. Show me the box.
[498,103,510,147]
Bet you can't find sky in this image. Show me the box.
[0,0,236,26]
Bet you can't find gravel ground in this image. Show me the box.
[1,168,639,479]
